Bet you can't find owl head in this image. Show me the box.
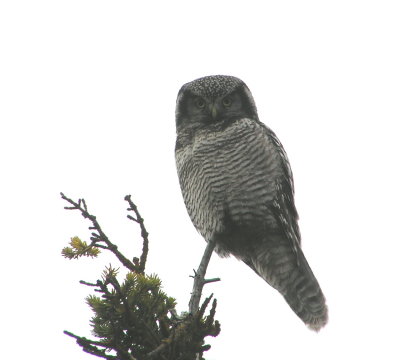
[175,75,259,131]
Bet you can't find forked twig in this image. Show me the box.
[60,192,143,273]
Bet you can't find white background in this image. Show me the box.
[1,1,400,359]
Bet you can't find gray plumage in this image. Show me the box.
[175,75,328,331]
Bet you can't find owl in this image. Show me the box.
[175,75,328,331]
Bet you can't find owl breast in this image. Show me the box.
[176,118,284,248]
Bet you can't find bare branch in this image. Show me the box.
[79,280,98,287]
[124,195,149,273]
[60,192,137,273]
[203,277,221,284]
[189,238,217,315]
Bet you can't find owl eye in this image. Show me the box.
[222,97,232,107]
[194,98,206,109]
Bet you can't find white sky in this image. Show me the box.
[1,1,400,359]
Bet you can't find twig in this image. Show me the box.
[188,239,219,314]
[63,331,118,359]
[124,195,149,273]
[79,280,98,287]
[203,278,220,284]
[60,192,137,273]
[64,331,109,348]
[204,298,218,329]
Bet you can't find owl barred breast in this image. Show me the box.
[175,75,328,331]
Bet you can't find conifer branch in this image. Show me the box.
[62,194,220,359]
[64,331,117,359]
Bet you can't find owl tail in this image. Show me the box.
[245,240,328,331]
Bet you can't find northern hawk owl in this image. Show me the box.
[175,75,328,331]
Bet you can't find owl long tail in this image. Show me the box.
[246,240,328,331]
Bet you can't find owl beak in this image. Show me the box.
[209,104,218,120]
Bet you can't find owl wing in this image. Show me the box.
[262,124,302,249]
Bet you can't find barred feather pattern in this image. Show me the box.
[175,75,328,331]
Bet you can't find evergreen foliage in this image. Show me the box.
[62,236,100,259]
[61,193,220,360]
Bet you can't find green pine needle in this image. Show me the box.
[61,236,101,259]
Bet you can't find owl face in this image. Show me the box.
[175,75,258,131]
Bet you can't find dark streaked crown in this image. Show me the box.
[180,75,244,99]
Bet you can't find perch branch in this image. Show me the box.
[188,238,219,314]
